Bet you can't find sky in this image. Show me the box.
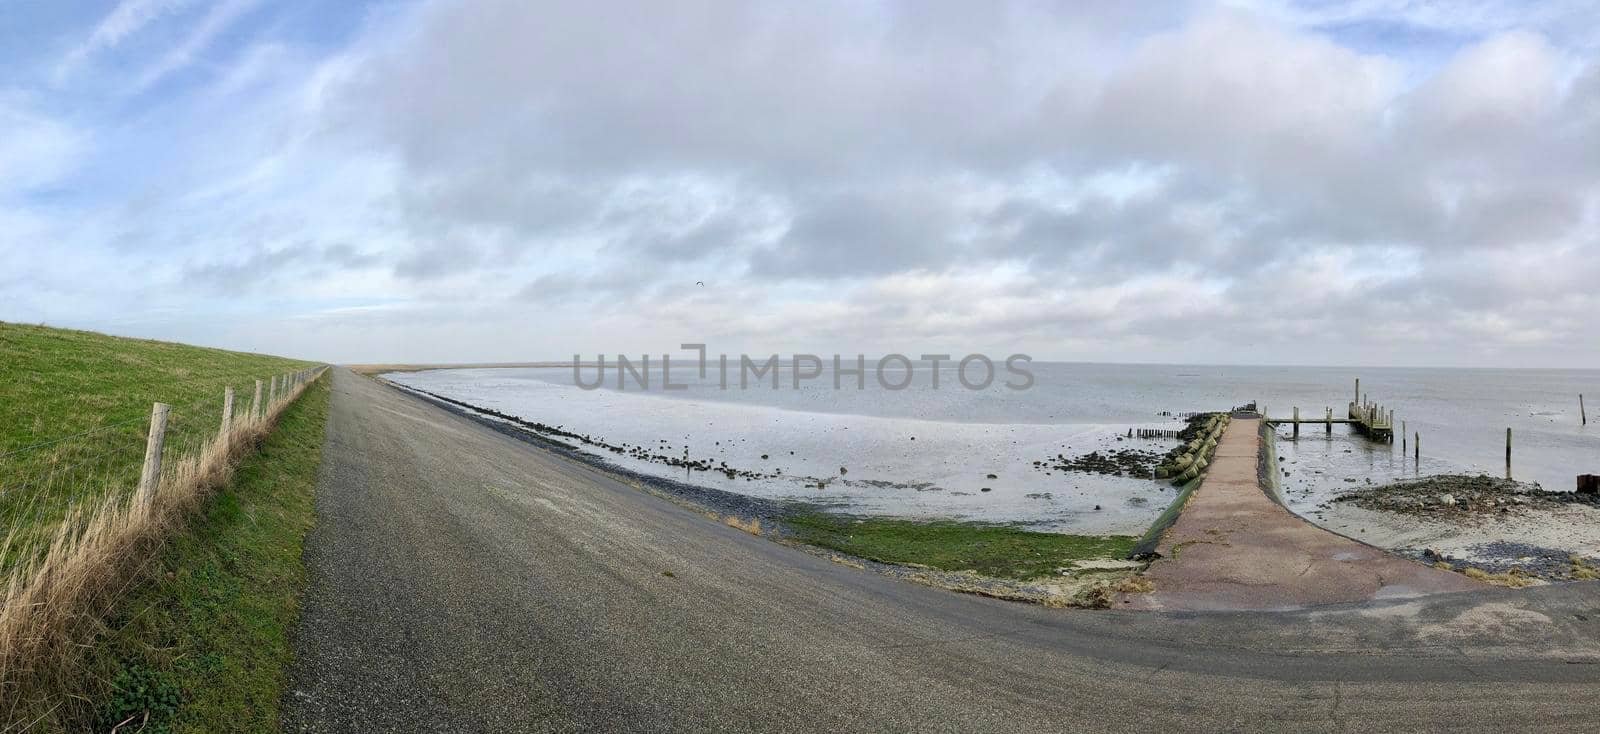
[2,0,1598,367]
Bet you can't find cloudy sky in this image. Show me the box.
[3,0,1598,367]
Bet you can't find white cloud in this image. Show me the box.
[7,0,1600,366]
[56,0,192,80]
[132,0,264,93]
[0,97,87,192]
[1403,31,1563,148]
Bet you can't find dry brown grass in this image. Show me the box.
[722,515,763,536]
[0,369,324,731]
[1072,573,1155,609]
[1461,566,1537,588]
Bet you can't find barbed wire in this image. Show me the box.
[0,415,148,460]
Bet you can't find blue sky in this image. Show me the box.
[3,0,1599,366]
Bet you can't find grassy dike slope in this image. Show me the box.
[0,323,325,730]
[88,377,328,732]
[0,322,315,456]
[0,322,316,570]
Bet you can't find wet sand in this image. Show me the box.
[1312,480,1600,581]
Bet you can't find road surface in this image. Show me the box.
[284,369,1600,732]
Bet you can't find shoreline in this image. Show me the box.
[1300,474,1600,584]
[345,362,582,375]
[374,377,1149,607]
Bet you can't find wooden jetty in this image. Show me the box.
[1262,379,1395,442]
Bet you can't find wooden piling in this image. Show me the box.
[1414,432,1420,464]
[1325,407,1332,433]
[1293,407,1300,438]
[1506,427,1512,478]
[138,403,170,505]
[1355,378,1360,407]
[1583,394,1588,426]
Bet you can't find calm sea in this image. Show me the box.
[387,363,1599,535]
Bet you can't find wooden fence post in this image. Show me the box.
[138,403,170,504]
[252,379,263,420]
[221,387,235,438]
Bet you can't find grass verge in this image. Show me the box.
[782,512,1137,581]
[83,375,328,733]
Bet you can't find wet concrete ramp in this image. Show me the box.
[1123,418,1482,611]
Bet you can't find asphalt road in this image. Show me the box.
[284,369,1600,733]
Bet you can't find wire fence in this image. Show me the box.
[0,369,320,575]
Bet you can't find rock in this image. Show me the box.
[1093,504,1102,511]
[980,487,992,492]
[1440,494,1456,506]
[986,473,997,479]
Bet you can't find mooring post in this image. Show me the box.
[1293,407,1300,438]
[138,402,170,505]
[1506,427,1513,478]
[1325,407,1332,433]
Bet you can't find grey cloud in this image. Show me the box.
[282,1,1600,363]
[183,241,380,291]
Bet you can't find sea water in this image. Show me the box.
[386,363,1599,535]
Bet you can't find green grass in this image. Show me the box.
[783,512,1137,580]
[86,375,329,733]
[0,322,315,571]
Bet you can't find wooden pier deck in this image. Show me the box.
[1262,379,1396,443]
